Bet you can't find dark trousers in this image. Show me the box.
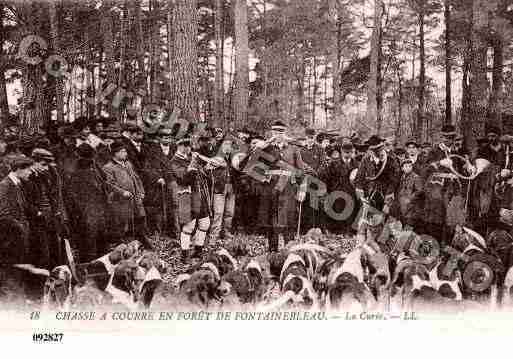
[266,226,294,253]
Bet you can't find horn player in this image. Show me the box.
[421,125,464,246]
[354,135,401,213]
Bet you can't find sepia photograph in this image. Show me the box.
[0,0,513,354]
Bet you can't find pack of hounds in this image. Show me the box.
[12,219,513,314]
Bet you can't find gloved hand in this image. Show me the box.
[439,158,453,168]
[356,189,365,201]
[501,169,511,178]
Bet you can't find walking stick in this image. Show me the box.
[296,201,303,241]
[161,182,167,235]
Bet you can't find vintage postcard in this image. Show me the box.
[1,0,513,354]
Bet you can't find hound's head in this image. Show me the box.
[181,269,220,308]
[107,260,145,308]
[43,265,73,310]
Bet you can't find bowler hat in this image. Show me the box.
[441,125,457,137]
[110,140,127,154]
[405,138,418,148]
[76,143,96,159]
[486,124,501,136]
[366,135,384,150]
[271,121,287,132]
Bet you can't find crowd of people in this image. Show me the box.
[0,112,512,295]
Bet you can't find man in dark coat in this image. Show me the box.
[0,156,37,300]
[232,133,263,234]
[421,125,466,244]
[141,127,176,235]
[68,143,110,262]
[0,155,33,234]
[393,158,424,230]
[253,121,310,252]
[0,218,29,306]
[319,140,359,235]
[299,128,326,232]
[103,141,147,247]
[477,125,506,167]
[28,148,68,270]
[354,135,400,213]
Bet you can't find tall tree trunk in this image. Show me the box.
[296,61,305,124]
[396,66,403,140]
[20,2,48,134]
[444,0,452,125]
[468,0,489,146]
[366,0,384,134]
[328,0,343,133]
[0,4,10,125]
[312,57,317,126]
[234,0,249,127]
[134,0,145,84]
[49,1,64,124]
[489,35,504,126]
[417,9,426,141]
[214,0,224,127]
[100,1,115,117]
[170,0,199,121]
[117,0,129,121]
[150,0,162,104]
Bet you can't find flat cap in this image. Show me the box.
[31,148,55,162]
[9,155,34,171]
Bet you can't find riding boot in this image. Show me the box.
[181,250,190,264]
[192,245,204,259]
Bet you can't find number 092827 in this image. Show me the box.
[32,333,63,343]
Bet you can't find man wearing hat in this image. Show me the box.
[394,158,424,230]
[422,124,467,243]
[354,135,400,212]
[231,133,263,233]
[299,128,325,232]
[471,127,511,236]
[477,124,506,167]
[103,140,147,248]
[319,139,359,235]
[405,138,424,175]
[254,120,312,252]
[95,122,122,167]
[141,126,177,235]
[421,142,432,158]
[28,148,68,270]
[53,126,79,183]
[68,143,110,262]
[121,122,145,175]
[0,155,33,229]
[0,155,34,298]
[74,116,96,147]
[170,136,211,262]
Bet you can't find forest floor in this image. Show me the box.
[150,230,360,286]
